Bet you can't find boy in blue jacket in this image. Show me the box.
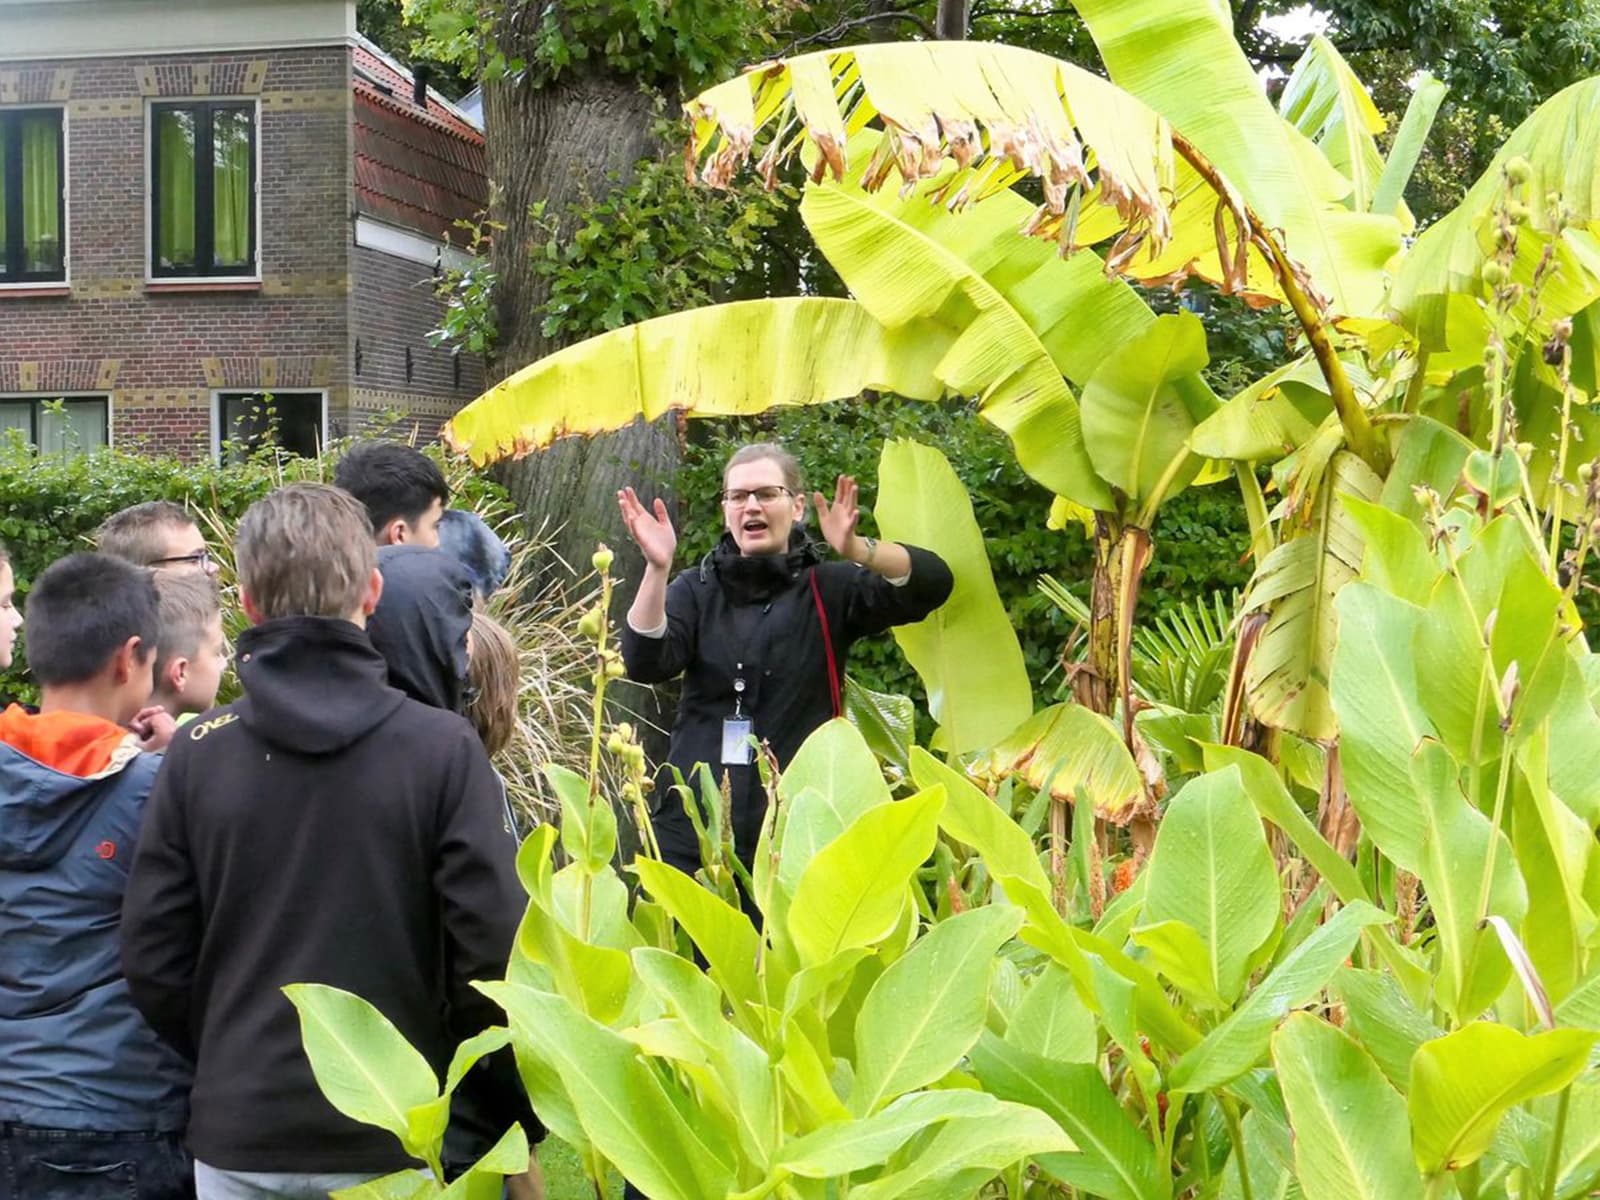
[0,552,192,1199]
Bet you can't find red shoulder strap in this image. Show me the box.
[809,571,842,719]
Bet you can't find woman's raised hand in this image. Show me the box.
[813,474,861,558]
[617,487,676,570]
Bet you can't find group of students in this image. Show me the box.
[0,443,543,1200]
[0,435,956,1200]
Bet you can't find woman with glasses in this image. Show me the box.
[617,441,953,883]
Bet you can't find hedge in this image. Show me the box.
[0,431,506,706]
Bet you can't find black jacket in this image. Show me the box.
[621,532,953,867]
[369,545,474,713]
[120,617,536,1173]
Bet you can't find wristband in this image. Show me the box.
[862,536,878,566]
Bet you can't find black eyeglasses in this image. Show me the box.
[151,549,216,571]
[721,486,792,506]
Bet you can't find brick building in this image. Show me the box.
[0,0,487,460]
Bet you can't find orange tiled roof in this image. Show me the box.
[352,39,487,241]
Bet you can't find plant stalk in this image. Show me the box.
[1543,1085,1572,1200]
[1170,133,1385,474]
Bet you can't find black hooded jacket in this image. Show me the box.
[369,545,475,712]
[120,617,536,1173]
[620,531,953,868]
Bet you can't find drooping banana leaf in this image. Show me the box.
[441,297,951,465]
[1241,451,1381,739]
[1389,77,1600,350]
[801,131,1220,513]
[686,42,1296,309]
[1070,0,1403,317]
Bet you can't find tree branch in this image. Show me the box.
[778,9,935,55]
[969,4,1079,19]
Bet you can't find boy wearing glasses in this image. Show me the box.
[97,501,219,577]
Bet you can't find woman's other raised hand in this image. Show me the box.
[813,474,861,559]
[617,487,676,570]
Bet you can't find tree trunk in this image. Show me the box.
[935,0,970,39]
[483,65,679,814]
[483,67,674,582]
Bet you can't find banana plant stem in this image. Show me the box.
[1169,133,1385,475]
[1542,1086,1572,1200]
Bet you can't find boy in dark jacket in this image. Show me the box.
[120,484,537,1200]
[0,552,192,1200]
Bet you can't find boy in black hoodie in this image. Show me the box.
[120,484,537,1199]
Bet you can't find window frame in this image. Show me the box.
[210,389,327,463]
[147,97,260,282]
[0,105,69,288]
[0,393,111,454]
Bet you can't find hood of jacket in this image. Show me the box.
[367,545,474,713]
[706,528,825,605]
[235,617,407,755]
[0,705,144,869]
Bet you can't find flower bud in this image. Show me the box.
[1578,462,1593,484]
[1506,200,1531,225]
[605,657,626,679]
[591,544,615,573]
[1481,261,1508,288]
[577,607,603,639]
[1505,156,1532,185]
[616,722,634,742]
[606,731,625,755]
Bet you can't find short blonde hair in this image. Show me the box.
[467,609,519,757]
[236,484,376,620]
[154,572,221,679]
[724,442,802,492]
[96,501,198,566]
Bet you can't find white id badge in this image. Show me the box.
[721,717,755,765]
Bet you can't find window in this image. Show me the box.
[0,108,66,283]
[217,391,324,463]
[0,396,107,456]
[151,101,255,278]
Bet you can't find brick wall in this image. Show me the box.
[350,241,485,442]
[0,46,352,459]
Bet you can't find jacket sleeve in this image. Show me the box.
[435,727,543,1141]
[619,571,700,683]
[839,544,955,641]
[120,750,201,1061]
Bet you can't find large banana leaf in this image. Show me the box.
[802,141,1116,508]
[1078,312,1216,515]
[1071,0,1402,317]
[1390,77,1600,350]
[441,297,951,465]
[1242,451,1380,738]
[1278,36,1389,218]
[874,439,1033,754]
